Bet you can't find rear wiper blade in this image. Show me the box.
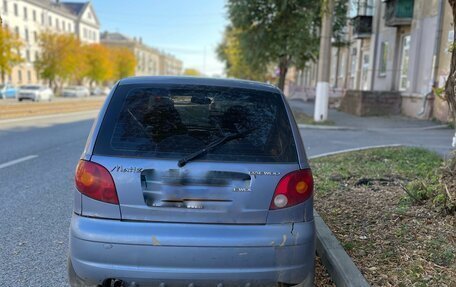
[177,128,256,167]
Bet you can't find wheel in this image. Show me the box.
[18,98,23,102]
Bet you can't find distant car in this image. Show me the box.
[18,85,53,102]
[68,76,315,287]
[0,84,18,99]
[62,86,90,98]
[90,86,110,96]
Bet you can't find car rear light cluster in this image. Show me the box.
[75,160,119,205]
[270,169,314,210]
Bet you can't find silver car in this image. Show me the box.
[69,77,315,287]
[18,85,53,101]
[62,86,91,97]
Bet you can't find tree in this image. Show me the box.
[0,26,23,83]
[445,0,456,145]
[183,68,203,76]
[217,26,267,81]
[35,31,87,90]
[85,44,113,86]
[109,47,136,80]
[226,0,321,90]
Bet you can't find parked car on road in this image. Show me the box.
[69,77,315,287]
[62,86,90,97]
[0,83,18,99]
[18,85,53,102]
[90,86,110,96]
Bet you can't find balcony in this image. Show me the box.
[351,15,373,39]
[383,0,414,27]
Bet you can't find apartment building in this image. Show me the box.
[0,0,100,85]
[158,53,183,76]
[297,0,453,121]
[100,32,160,76]
[101,31,183,76]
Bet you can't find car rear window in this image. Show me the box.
[94,84,298,163]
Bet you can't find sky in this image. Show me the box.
[87,0,229,76]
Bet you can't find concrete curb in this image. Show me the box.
[308,144,403,160]
[0,110,99,125]
[298,124,356,130]
[314,211,370,287]
[299,123,449,132]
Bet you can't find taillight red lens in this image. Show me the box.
[270,169,314,210]
[75,160,119,205]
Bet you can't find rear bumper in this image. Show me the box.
[69,214,315,287]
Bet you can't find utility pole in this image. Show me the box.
[314,0,334,122]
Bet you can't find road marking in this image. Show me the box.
[309,144,403,159]
[0,155,39,169]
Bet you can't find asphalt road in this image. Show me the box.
[0,107,453,286]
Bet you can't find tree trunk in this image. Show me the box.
[445,0,456,131]
[1,71,5,83]
[277,56,289,91]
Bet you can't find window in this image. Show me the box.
[33,10,36,22]
[13,3,18,16]
[3,0,7,13]
[25,29,29,42]
[23,7,27,20]
[41,13,44,25]
[94,85,298,163]
[56,19,60,30]
[35,51,39,62]
[83,28,87,38]
[379,41,389,77]
[15,26,19,36]
[398,35,411,91]
[27,71,32,83]
[361,53,370,90]
[34,31,37,43]
[26,50,30,62]
[62,21,66,32]
[49,16,52,26]
[18,70,22,83]
[350,48,357,77]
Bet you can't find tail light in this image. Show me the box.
[75,160,119,205]
[270,169,313,210]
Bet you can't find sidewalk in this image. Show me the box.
[288,99,455,158]
[289,99,446,130]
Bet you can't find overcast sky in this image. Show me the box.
[87,0,228,76]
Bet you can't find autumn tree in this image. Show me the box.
[85,44,112,86]
[35,31,87,90]
[0,26,23,83]
[225,0,321,90]
[183,68,203,76]
[109,47,136,81]
[445,0,456,144]
[217,26,267,81]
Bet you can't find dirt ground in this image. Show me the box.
[312,148,455,287]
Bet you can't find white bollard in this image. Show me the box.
[314,81,329,122]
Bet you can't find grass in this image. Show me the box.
[310,147,455,286]
[291,109,335,126]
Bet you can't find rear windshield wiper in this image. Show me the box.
[177,128,256,167]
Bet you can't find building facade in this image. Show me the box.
[0,0,100,85]
[158,53,183,76]
[101,32,183,77]
[296,0,453,121]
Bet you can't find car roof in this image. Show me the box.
[118,76,281,93]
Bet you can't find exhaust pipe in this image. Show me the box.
[101,279,138,287]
